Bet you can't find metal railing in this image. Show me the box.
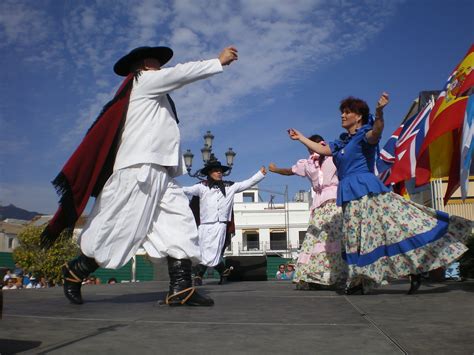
[235,241,300,256]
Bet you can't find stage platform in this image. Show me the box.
[1,279,473,354]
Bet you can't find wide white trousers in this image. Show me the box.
[198,222,228,267]
[79,164,200,269]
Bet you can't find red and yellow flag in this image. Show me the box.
[415,44,474,203]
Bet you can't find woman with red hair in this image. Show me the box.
[288,93,471,295]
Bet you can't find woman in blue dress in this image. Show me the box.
[288,93,471,294]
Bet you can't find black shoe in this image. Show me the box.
[296,282,323,291]
[218,266,233,285]
[192,264,207,286]
[221,266,233,277]
[193,276,203,286]
[167,257,214,306]
[295,281,310,291]
[344,284,365,295]
[407,274,422,295]
[166,287,214,307]
[62,254,99,305]
[309,283,333,290]
[62,264,84,305]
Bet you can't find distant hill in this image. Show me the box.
[0,204,43,221]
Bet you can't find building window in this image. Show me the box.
[298,231,306,247]
[270,231,287,250]
[243,192,255,203]
[244,232,259,250]
[8,237,14,249]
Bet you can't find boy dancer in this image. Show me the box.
[183,160,266,285]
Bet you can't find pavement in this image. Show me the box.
[1,279,473,355]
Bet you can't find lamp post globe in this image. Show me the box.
[184,131,236,179]
[225,148,236,167]
[203,131,214,149]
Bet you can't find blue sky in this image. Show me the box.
[0,0,473,214]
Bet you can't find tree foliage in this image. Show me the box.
[12,225,80,284]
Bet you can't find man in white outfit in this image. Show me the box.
[61,45,238,306]
[183,160,266,285]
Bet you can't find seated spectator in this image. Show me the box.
[2,278,17,290]
[84,276,95,285]
[286,264,295,280]
[22,273,31,288]
[84,276,101,285]
[276,264,290,280]
[14,276,23,289]
[107,278,117,284]
[26,276,40,288]
[13,263,24,278]
[39,277,48,288]
[3,269,12,283]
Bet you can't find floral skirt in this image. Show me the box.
[293,200,347,286]
[342,192,471,286]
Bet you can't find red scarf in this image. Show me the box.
[40,74,134,249]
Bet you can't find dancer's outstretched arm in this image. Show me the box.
[268,163,294,176]
[287,129,332,156]
[233,166,267,193]
[366,92,389,145]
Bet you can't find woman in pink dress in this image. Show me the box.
[269,134,347,289]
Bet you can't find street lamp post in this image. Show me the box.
[183,130,236,179]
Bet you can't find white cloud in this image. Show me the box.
[0,1,51,47]
[171,27,200,46]
[0,0,407,214]
[164,0,400,139]
[7,0,400,150]
[0,0,69,71]
[240,0,318,20]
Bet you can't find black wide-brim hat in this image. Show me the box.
[200,161,230,176]
[113,46,173,76]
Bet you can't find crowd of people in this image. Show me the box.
[2,264,49,290]
[1,263,120,290]
[33,40,471,308]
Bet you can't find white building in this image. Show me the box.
[226,185,311,259]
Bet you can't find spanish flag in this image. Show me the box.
[415,44,474,204]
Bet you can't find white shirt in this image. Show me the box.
[183,171,265,223]
[114,59,223,174]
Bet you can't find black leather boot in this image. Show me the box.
[62,254,99,304]
[166,257,214,306]
[344,283,365,295]
[214,262,233,285]
[407,274,422,295]
[193,264,207,286]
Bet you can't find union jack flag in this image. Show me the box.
[377,124,404,183]
[378,98,434,186]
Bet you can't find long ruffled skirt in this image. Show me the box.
[293,200,347,286]
[342,192,471,287]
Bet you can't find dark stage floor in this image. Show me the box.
[1,279,473,354]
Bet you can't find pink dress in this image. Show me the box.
[292,154,347,286]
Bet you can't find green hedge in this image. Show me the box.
[92,255,154,283]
